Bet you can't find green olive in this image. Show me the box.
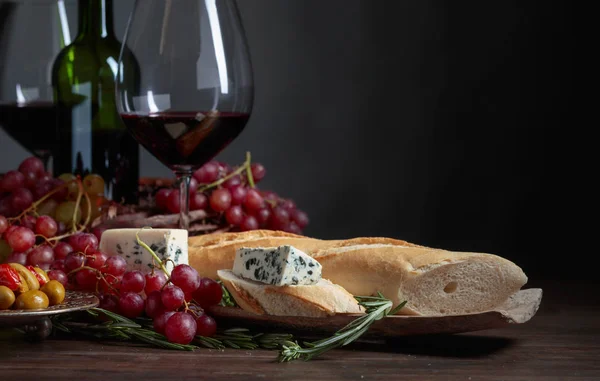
[0,285,16,310]
[40,280,66,306]
[14,290,49,310]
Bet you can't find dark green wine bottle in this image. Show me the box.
[51,0,139,204]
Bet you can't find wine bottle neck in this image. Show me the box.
[78,0,115,40]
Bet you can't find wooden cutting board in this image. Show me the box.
[208,288,543,337]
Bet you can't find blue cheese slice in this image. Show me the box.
[233,245,322,286]
[99,228,188,273]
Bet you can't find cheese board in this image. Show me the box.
[208,288,542,338]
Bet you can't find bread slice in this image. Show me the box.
[217,270,364,317]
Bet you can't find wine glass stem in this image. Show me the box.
[175,170,192,230]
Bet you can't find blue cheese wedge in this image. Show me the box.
[233,245,322,286]
[99,228,188,273]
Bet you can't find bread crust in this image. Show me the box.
[217,270,363,317]
[218,273,266,315]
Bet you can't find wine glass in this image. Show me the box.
[115,0,254,230]
[0,0,76,171]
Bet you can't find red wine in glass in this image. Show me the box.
[120,111,250,170]
[0,1,75,172]
[0,101,60,169]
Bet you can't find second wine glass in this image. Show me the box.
[115,0,254,230]
[0,0,76,171]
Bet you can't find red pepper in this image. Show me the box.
[0,264,22,291]
[26,265,48,286]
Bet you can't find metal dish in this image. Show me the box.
[0,291,99,340]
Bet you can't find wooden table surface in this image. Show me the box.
[1,280,599,381]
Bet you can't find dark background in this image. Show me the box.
[0,1,577,282]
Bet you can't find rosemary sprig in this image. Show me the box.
[277,293,407,362]
[217,280,237,307]
[52,293,404,361]
[195,328,293,350]
[54,308,197,351]
[52,308,293,352]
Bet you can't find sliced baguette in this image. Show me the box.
[217,270,364,317]
[192,230,527,317]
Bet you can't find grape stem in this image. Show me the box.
[67,264,121,295]
[35,234,54,246]
[66,264,96,278]
[158,259,178,291]
[46,187,92,243]
[245,151,256,189]
[134,228,170,276]
[48,228,84,244]
[66,264,96,274]
[197,151,255,192]
[71,178,92,232]
[182,300,193,315]
[99,273,121,295]
[81,188,92,230]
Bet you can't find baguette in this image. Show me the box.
[217,269,364,317]
[190,230,528,316]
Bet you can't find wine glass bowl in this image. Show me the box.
[0,0,76,170]
[116,0,254,229]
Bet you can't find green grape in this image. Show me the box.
[55,201,82,225]
[37,199,59,218]
[83,174,105,196]
[0,239,13,263]
[81,194,106,221]
[58,173,80,200]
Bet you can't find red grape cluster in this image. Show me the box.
[144,266,222,343]
[154,159,310,234]
[54,233,222,344]
[0,157,111,266]
[0,157,64,219]
[1,224,222,344]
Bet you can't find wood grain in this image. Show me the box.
[0,281,598,380]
